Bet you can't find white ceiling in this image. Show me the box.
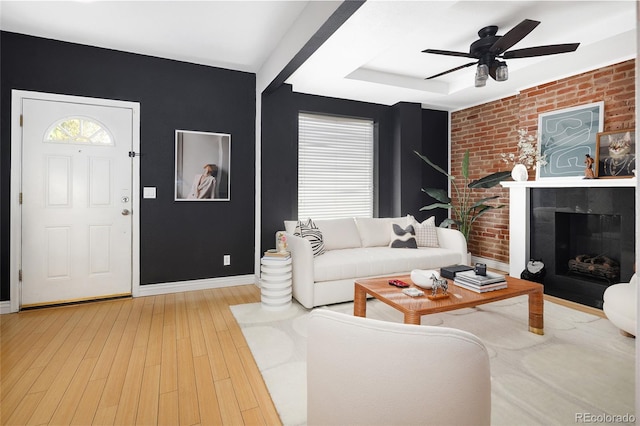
[1,1,636,112]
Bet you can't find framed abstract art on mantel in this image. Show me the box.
[175,130,231,201]
[536,101,604,179]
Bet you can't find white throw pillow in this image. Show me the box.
[294,219,326,257]
[314,218,361,250]
[412,216,440,248]
[389,223,417,249]
[355,217,393,247]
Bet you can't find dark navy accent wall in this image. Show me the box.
[419,109,448,225]
[1,31,256,298]
[260,84,449,253]
[391,102,422,218]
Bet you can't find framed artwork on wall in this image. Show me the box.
[595,129,635,178]
[537,101,604,179]
[175,130,231,201]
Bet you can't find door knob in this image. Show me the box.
[121,209,131,216]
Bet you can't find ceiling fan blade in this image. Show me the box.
[422,49,476,59]
[503,43,580,59]
[489,19,540,55]
[425,61,478,80]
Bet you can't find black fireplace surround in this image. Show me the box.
[530,187,635,308]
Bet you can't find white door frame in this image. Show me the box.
[10,90,141,313]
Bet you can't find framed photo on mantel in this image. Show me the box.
[595,129,635,178]
[537,101,604,179]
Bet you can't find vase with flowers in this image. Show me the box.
[500,129,547,181]
[276,231,288,253]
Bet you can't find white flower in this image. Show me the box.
[501,129,547,170]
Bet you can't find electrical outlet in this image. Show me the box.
[223,254,231,266]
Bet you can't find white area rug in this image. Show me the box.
[231,297,636,425]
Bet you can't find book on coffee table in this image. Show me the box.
[455,270,506,285]
[453,279,507,293]
[440,265,474,279]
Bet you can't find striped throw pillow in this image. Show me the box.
[294,219,326,257]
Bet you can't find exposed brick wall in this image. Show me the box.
[450,59,635,265]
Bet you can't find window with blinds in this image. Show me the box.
[298,112,374,220]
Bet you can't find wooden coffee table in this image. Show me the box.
[354,274,544,335]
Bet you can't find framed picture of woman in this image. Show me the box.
[175,130,231,201]
[595,129,635,178]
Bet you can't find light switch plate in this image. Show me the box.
[143,187,157,199]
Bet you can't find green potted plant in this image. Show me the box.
[415,150,511,242]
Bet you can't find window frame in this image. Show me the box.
[297,112,377,220]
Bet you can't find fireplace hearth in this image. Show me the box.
[529,187,634,308]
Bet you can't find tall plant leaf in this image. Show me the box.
[469,171,512,188]
[461,150,470,180]
[414,151,452,180]
[420,203,453,211]
[421,188,451,204]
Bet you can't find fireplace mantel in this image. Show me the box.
[501,177,636,189]
[500,177,637,279]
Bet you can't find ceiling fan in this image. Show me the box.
[422,19,579,86]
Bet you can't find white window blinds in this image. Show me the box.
[298,113,374,220]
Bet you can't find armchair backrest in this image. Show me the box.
[307,309,491,425]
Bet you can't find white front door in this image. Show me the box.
[20,96,135,307]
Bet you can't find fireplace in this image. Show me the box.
[529,187,634,308]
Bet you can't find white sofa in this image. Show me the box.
[603,273,637,337]
[307,309,491,425]
[283,216,467,308]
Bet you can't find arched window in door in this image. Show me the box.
[45,117,114,146]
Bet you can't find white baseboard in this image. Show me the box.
[136,274,259,297]
[0,301,12,315]
[0,274,260,314]
[471,256,510,275]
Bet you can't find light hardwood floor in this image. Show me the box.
[0,284,282,426]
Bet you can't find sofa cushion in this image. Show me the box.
[356,218,393,247]
[356,216,414,247]
[389,223,417,249]
[413,216,439,248]
[313,247,462,282]
[294,219,326,257]
[314,218,361,251]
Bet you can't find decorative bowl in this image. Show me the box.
[411,269,440,289]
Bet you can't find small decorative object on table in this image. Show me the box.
[474,262,487,276]
[584,154,595,179]
[427,273,449,300]
[276,231,288,253]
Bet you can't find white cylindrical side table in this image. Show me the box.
[260,253,292,311]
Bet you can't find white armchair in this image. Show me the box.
[603,274,637,337]
[307,309,491,426]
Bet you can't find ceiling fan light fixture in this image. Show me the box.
[476,63,489,80]
[475,63,488,87]
[496,62,508,81]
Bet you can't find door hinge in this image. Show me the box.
[19,192,23,204]
[128,151,140,158]
[19,270,23,282]
[20,114,23,127]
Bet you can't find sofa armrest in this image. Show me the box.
[436,227,468,265]
[282,232,315,309]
